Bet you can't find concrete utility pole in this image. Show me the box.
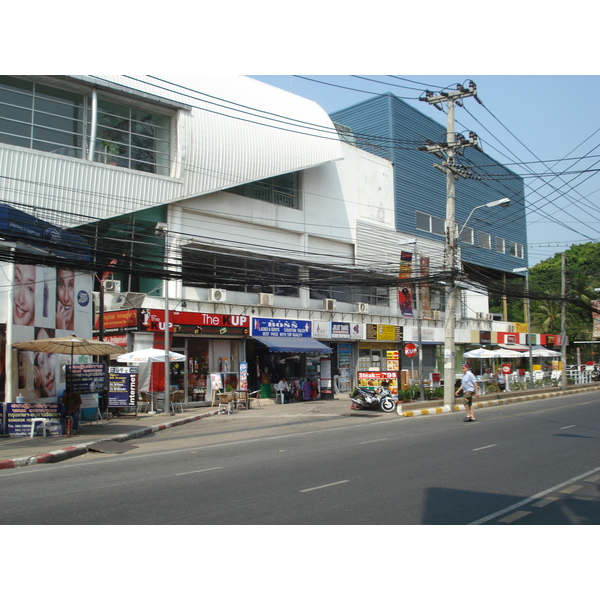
[561,252,567,390]
[418,82,482,407]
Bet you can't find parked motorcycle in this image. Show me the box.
[351,386,397,413]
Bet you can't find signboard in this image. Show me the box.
[404,343,418,358]
[94,309,140,333]
[108,366,138,407]
[143,310,250,333]
[366,324,403,342]
[357,371,399,395]
[67,363,106,395]
[5,402,62,437]
[252,318,311,338]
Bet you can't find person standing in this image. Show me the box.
[456,363,478,422]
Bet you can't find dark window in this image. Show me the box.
[230,172,300,208]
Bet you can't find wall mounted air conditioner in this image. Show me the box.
[209,288,226,302]
[356,302,369,314]
[476,312,485,319]
[104,279,121,293]
[486,314,494,320]
[324,298,336,311]
[432,310,441,320]
[258,293,274,306]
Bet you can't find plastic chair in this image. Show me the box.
[235,390,249,410]
[275,388,285,404]
[247,390,261,409]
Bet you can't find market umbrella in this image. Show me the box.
[493,348,527,358]
[115,348,186,363]
[116,348,186,413]
[529,345,561,357]
[13,335,126,361]
[463,347,499,359]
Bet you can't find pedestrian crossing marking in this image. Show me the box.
[498,510,531,523]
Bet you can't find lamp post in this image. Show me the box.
[513,267,534,388]
[443,197,511,407]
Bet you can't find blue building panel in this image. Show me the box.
[331,93,527,274]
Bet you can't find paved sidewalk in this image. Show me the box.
[1,385,597,470]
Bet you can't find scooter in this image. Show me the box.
[351,386,397,413]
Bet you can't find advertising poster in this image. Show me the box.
[357,371,399,395]
[252,318,311,338]
[6,402,62,437]
[108,366,138,408]
[398,251,414,317]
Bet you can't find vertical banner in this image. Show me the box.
[398,251,414,317]
[420,255,431,320]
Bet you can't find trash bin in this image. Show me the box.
[260,383,272,399]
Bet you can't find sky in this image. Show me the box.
[250,75,600,267]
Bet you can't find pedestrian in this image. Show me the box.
[455,363,478,422]
[61,389,82,434]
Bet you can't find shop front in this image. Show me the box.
[357,323,403,393]
[249,317,332,401]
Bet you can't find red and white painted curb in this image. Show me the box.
[0,410,219,471]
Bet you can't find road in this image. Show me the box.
[1,392,599,524]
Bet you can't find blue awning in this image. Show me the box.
[252,337,332,353]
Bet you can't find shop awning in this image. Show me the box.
[252,337,332,353]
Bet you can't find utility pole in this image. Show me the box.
[418,82,483,407]
[561,252,567,390]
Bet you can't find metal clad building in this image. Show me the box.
[331,93,528,275]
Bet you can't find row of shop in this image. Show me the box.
[96,308,564,401]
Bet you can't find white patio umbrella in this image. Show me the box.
[529,345,561,357]
[116,348,186,413]
[116,348,186,363]
[493,348,527,358]
[463,347,499,359]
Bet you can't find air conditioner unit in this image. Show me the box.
[356,302,369,314]
[486,313,494,320]
[258,293,274,306]
[209,288,226,302]
[324,298,336,311]
[104,280,121,293]
[432,310,441,320]
[476,312,485,319]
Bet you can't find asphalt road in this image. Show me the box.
[1,392,599,525]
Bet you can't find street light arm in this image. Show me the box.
[457,198,511,239]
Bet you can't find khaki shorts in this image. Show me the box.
[463,390,474,406]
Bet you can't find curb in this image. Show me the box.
[0,410,219,471]
[398,387,595,417]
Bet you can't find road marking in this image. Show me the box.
[532,496,558,508]
[560,425,576,430]
[175,467,223,476]
[560,485,582,494]
[472,444,497,451]
[469,465,600,525]
[300,480,350,493]
[498,510,531,523]
[585,473,600,483]
[359,438,389,445]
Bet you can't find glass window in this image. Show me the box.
[0,76,172,173]
[479,232,491,249]
[459,226,474,244]
[496,237,505,253]
[416,211,430,232]
[431,215,445,236]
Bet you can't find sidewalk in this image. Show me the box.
[2,385,597,470]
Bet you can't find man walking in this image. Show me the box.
[456,363,478,422]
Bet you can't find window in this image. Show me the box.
[0,76,172,175]
[230,172,300,209]
[510,242,524,259]
[479,232,491,249]
[496,237,505,253]
[95,99,171,174]
[459,226,474,245]
[416,211,445,236]
[0,76,85,157]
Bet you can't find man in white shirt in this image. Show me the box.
[455,363,478,422]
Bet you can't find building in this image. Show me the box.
[0,75,547,409]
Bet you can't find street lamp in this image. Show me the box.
[513,267,534,388]
[444,197,511,407]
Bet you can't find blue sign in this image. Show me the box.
[252,318,311,338]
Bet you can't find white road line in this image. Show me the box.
[359,438,389,444]
[469,465,600,525]
[300,480,350,493]
[560,425,576,430]
[472,444,498,451]
[175,467,223,476]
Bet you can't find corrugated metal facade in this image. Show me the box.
[0,75,343,229]
[331,94,528,275]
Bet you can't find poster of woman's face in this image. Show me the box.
[33,327,56,399]
[13,264,36,326]
[56,268,75,330]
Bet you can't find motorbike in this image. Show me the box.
[351,385,397,413]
